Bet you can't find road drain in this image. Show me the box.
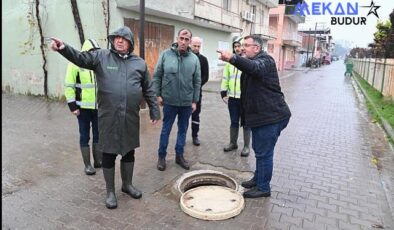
[174,170,245,220]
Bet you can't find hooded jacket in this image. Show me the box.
[64,39,100,111]
[59,26,160,155]
[153,43,201,106]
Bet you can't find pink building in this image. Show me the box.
[268,4,305,71]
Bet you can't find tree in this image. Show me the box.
[386,9,394,58]
[370,18,392,58]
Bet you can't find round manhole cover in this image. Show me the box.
[180,186,245,220]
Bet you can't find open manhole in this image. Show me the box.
[174,170,245,220]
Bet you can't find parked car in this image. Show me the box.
[323,55,331,65]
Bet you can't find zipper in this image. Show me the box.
[89,70,98,110]
[234,68,238,98]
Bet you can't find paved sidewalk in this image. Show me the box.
[3,61,394,229]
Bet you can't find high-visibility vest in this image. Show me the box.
[64,39,100,111]
[221,62,242,98]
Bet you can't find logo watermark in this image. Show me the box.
[291,0,380,25]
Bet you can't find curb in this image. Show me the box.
[351,72,394,222]
[351,73,394,142]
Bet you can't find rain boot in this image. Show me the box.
[103,167,117,209]
[80,147,96,175]
[92,143,102,168]
[121,162,142,199]
[223,127,239,152]
[240,128,251,157]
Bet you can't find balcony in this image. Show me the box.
[255,25,278,40]
[283,32,302,47]
[115,0,241,32]
[115,0,194,19]
[194,0,241,31]
[254,0,278,8]
[284,5,305,23]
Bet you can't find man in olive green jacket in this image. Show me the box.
[51,26,160,209]
[153,28,201,171]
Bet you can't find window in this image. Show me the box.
[223,0,231,11]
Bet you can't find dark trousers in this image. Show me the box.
[102,150,135,168]
[77,109,98,147]
[191,99,202,138]
[228,97,241,128]
[251,118,289,192]
[158,104,192,158]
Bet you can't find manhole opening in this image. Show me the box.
[182,177,236,192]
[175,170,238,196]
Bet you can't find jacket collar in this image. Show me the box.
[170,43,192,57]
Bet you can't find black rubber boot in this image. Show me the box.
[223,127,239,152]
[241,128,251,157]
[80,147,96,175]
[92,143,102,168]
[121,162,142,199]
[103,167,117,209]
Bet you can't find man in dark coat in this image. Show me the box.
[50,26,160,209]
[218,35,291,198]
[189,36,209,146]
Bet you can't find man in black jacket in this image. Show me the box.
[190,37,209,146]
[218,35,291,198]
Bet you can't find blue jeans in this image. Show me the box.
[158,104,192,158]
[77,108,99,147]
[228,97,241,128]
[251,118,289,192]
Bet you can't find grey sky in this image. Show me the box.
[297,0,393,47]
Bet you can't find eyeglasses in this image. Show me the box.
[242,43,259,48]
[178,36,191,42]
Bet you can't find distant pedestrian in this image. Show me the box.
[220,40,251,157]
[190,37,209,146]
[218,35,291,198]
[51,26,160,209]
[153,28,201,171]
[64,39,101,176]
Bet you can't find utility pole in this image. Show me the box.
[311,22,317,59]
[306,28,311,66]
[139,0,145,60]
[139,0,146,109]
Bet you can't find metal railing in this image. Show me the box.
[352,58,394,100]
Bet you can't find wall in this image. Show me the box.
[2,0,231,97]
[3,0,124,97]
[353,58,394,100]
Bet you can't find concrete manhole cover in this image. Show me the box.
[180,186,245,220]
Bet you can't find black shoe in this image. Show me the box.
[192,137,200,146]
[176,155,190,170]
[157,158,166,171]
[243,187,271,198]
[241,178,256,189]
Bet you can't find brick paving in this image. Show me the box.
[3,61,394,229]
